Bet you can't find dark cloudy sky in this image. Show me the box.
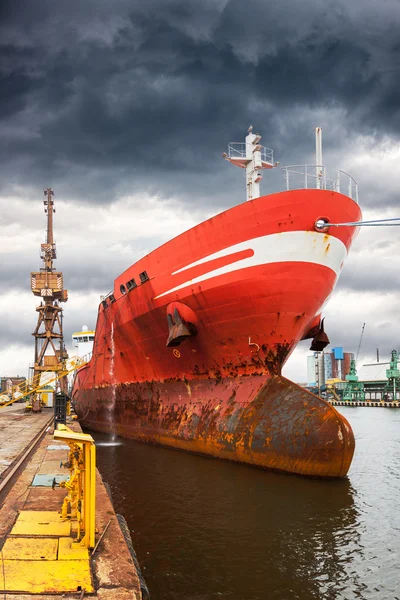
[1,0,400,379]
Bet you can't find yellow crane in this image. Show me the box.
[0,353,91,409]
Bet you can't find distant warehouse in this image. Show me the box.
[1,376,26,393]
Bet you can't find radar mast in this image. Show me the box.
[222,126,279,201]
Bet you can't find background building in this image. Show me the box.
[357,362,391,381]
[307,353,325,387]
[325,347,353,380]
[307,347,354,386]
[1,376,26,394]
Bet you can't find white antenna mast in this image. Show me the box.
[315,126,323,189]
[222,126,279,201]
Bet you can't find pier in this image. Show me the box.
[0,404,144,598]
[330,400,400,408]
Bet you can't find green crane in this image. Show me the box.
[384,350,400,401]
[343,358,365,402]
[342,324,366,402]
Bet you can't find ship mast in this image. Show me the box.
[315,126,323,189]
[31,188,68,397]
[222,126,279,201]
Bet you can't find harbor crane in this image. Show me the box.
[30,189,68,410]
[356,323,366,363]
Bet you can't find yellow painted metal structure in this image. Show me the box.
[0,423,97,593]
[15,510,67,522]
[54,424,96,548]
[11,516,71,537]
[58,536,90,560]
[0,353,90,409]
[1,510,94,594]
[1,537,58,560]
[330,386,341,402]
[0,558,93,594]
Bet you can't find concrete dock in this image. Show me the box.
[330,400,400,408]
[0,404,51,484]
[0,404,143,599]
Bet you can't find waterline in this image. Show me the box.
[96,441,122,447]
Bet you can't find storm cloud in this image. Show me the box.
[1,0,400,378]
[1,0,400,203]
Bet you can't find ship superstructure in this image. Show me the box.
[72,326,95,359]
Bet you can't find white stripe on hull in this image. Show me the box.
[155,231,347,299]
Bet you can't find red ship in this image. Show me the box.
[73,127,361,477]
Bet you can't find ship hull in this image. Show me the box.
[74,374,354,477]
[73,189,361,477]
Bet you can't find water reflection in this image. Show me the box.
[96,441,123,447]
[90,426,374,600]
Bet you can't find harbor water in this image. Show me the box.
[92,407,400,600]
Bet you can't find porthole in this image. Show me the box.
[126,278,137,291]
[120,284,126,295]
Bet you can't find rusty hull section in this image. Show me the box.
[76,375,354,478]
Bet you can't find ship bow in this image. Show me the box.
[243,376,354,477]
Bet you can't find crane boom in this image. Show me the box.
[356,323,366,362]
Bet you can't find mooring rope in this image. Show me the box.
[317,217,400,228]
